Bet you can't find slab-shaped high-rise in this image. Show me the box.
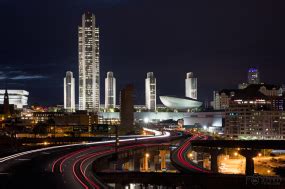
[105,72,116,110]
[64,71,75,112]
[145,72,156,111]
[185,72,197,100]
[78,12,100,112]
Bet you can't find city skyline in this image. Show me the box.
[1,2,285,188]
[0,0,284,106]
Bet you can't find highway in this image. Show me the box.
[0,129,171,189]
[171,134,211,173]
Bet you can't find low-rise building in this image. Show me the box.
[0,90,29,109]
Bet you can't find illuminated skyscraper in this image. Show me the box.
[185,72,197,100]
[78,12,100,112]
[248,68,260,84]
[105,72,116,110]
[64,71,75,112]
[145,72,156,111]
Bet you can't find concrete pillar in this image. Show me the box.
[159,150,167,170]
[128,158,134,171]
[239,149,258,176]
[142,153,149,171]
[209,149,223,173]
[134,156,141,171]
[150,155,157,171]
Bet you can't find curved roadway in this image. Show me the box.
[171,134,210,173]
[0,129,171,189]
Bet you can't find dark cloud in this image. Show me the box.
[10,75,47,80]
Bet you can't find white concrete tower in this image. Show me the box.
[64,71,75,112]
[105,72,116,110]
[185,72,197,99]
[78,12,100,112]
[145,72,156,111]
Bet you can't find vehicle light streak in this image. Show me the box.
[0,128,169,163]
[173,134,210,173]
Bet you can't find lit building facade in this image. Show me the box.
[145,72,156,111]
[64,71,75,112]
[105,72,116,110]
[225,103,285,140]
[185,72,197,100]
[78,12,100,112]
[0,90,28,109]
[212,84,283,110]
[248,68,260,84]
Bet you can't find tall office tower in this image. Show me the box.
[248,68,260,84]
[185,72,197,100]
[64,71,75,112]
[145,72,156,111]
[120,84,134,134]
[78,12,100,112]
[105,72,116,110]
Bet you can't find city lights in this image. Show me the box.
[1,2,284,189]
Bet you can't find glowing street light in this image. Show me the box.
[145,153,150,158]
[234,152,238,156]
[188,152,193,159]
[144,118,149,124]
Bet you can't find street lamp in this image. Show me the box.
[188,152,193,159]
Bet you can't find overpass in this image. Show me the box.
[190,140,285,175]
[191,140,285,149]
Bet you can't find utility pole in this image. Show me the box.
[115,125,119,155]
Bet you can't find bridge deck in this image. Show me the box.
[191,140,285,149]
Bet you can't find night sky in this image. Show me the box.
[0,0,284,105]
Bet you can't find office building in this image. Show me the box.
[120,84,134,134]
[0,90,29,109]
[238,83,248,90]
[145,72,156,111]
[185,72,197,99]
[212,84,283,110]
[225,103,285,140]
[248,68,260,84]
[64,71,75,112]
[78,12,100,112]
[105,72,116,110]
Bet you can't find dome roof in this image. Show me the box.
[159,96,202,109]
